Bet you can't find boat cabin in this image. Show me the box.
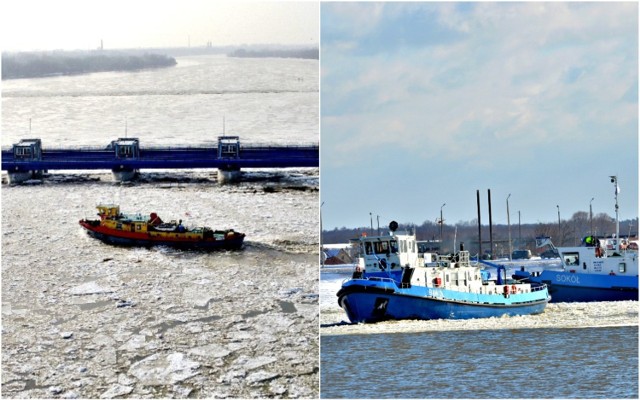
[537,236,638,276]
[352,232,418,271]
[97,204,120,219]
[557,245,638,276]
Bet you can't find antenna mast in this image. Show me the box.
[610,175,620,252]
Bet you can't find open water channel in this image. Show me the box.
[321,269,638,399]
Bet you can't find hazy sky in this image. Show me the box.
[1,0,319,51]
[321,2,638,230]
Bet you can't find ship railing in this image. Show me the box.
[529,282,548,292]
[435,255,451,268]
[366,277,396,283]
[2,142,319,153]
[342,276,397,285]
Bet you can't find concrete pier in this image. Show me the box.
[111,168,138,182]
[7,170,43,184]
[217,167,241,184]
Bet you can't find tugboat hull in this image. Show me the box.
[336,225,550,324]
[83,228,244,250]
[79,220,244,250]
[338,280,549,323]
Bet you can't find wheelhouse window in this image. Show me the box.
[362,240,398,255]
[562,252,579,266]
[373,241,390,254]
[364,242,372,255]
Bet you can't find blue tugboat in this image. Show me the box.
[337,222,550,323]
[512,176,638,302]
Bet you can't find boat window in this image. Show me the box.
[562,252,579,266]
[374,241,390,255]
[619,263,626,273]
[365,242,372,255]
[390,240,398,253]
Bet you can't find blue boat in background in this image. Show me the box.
[511,236,638,302]
[512,176,638,302]
[337,222,550,323]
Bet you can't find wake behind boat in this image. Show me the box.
[79,204,245,250]
[337,222,550,323]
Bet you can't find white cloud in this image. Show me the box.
[322,2,637,229]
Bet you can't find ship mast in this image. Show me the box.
[610,175,619,252]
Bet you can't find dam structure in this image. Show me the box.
[1,136,319,184]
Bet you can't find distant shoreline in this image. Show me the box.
[2,45,319,80]
[228,48,319,60]
[1,51,177,80]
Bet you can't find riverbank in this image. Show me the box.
[2,50,176,80]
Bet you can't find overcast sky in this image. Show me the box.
[321,2,638,230]
[0,1,318,51]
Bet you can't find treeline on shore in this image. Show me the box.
[2,50,177,80]
[323,211,638,255]
[228,48,319,60]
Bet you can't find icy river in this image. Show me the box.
[2,54,319,398]
[320,268,638,399]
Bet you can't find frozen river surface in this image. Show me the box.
[2,53,319,398]
[2,171,319,398]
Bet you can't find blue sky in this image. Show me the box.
[321,2,638,230]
